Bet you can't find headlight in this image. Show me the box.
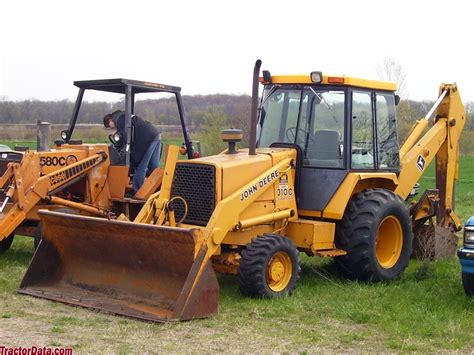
[61,130,68,140]
[112,132,121,143]
[310,71,323,83]
[464,226,474,246]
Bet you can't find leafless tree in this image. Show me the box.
[376,56,408,98]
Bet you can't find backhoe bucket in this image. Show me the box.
[412,223,458,260]
[18,210,219,322]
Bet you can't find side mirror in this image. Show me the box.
[262,70,272,83]
[395,95,401,106]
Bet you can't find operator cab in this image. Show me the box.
[257,73,400,211]
[61,79,195,166]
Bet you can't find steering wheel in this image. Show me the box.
[285,127,317,145]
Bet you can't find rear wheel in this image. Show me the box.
[238,234,300,297]
[335,188,413,281]
[462,272,474,296]
[0,233,14,253]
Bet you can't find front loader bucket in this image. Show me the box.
[18,210,219,322]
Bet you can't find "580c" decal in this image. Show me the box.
[40,155,78,167]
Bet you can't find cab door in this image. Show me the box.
[258,86,348,212]
[295,87,348,211]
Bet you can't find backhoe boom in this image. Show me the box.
[395,83,466,232]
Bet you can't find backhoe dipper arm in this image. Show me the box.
[0,152,108,240]
[395,83,467,230]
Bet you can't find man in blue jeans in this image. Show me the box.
[104,110,161,194]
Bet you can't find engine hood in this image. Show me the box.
[178,147,295,200]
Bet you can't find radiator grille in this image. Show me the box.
[171,163,216,226]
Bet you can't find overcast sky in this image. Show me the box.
[1,0,474,102]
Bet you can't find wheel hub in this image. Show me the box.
[267,252,292,292]
[269,261,285,282]
[376,215,403,269]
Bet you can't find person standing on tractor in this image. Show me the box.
[104,110,161,193]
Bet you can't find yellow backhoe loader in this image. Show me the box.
[0,79,196,253]
[19,60,467,322]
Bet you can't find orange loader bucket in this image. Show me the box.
[18,210,219,322]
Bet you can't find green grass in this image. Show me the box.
[2,237,474,352]
[0,145,473,351]
[0,138,185,150]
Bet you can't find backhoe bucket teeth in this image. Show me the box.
[18,210,219,322]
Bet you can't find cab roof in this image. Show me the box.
[265,74,397,92]
[73,78,181,94]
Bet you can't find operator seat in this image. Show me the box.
[305,129,341,168]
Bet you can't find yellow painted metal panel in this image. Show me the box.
[322,173,360,220]
[269,74,397,91]
[297,209,322,218]
[286,219,335,251]
[322,172,398,220]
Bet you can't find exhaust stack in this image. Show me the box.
[37,121,51,152]
[249,59,262,155]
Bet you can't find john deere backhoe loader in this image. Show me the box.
[0,78,196,253]
[19,60,467,322]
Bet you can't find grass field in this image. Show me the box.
[0,148,473,352]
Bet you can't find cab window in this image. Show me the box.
[351,91,375,169]
[258,88,302,147]
[300,89,345,168]
[376,93,400,169]
[258,86,345,169]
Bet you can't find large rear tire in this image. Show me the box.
[0,233,14,254]
[238,234,300,298]
[462,272,474,296]
[335,188,413,281]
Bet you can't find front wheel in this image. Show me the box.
[238,234,300,298]
[0,233,14,253]
[335,188,413,281]
[462,272,474,296]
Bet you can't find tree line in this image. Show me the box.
[0,95,473,155]
[0,95,251,128]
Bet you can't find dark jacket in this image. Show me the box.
[116,113,160,166]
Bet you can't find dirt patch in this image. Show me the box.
[0,295,386,353]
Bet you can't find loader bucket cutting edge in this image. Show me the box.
[18,210,219,322]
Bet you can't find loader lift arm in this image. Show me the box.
[133,145,296,319]
[0,151,109,240]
